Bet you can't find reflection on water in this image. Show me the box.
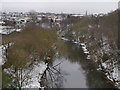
[41,41,116,88]
[40,62,65,88]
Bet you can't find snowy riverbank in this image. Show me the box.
[61,36,119,89]
[61,37,90,60]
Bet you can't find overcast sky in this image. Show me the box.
[1,0,120,2]
[0,0,119,14]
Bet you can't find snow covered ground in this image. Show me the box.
[0,44,13,66]
[61,37,69,41]
[0,25,21,35]
[22,62,47,88]
[3,61,47,88]
[0,25,22,66]
[0,46,2,66]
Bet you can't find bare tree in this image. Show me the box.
[28,10,38,24]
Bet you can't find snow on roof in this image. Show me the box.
[72,14,84,17]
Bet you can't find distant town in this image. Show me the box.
[0,11,105,28]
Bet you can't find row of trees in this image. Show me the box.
[2,23,67,88]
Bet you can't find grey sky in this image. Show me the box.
[1,0,120,2]
[0,0,119,14]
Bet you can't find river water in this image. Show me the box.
[42,41,116,88]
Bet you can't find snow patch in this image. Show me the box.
[0,46,3,65]
[0,25,22,35]
[61,37,69,41]
[22,62,47,88]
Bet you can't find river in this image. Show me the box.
[41,41,117,88]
